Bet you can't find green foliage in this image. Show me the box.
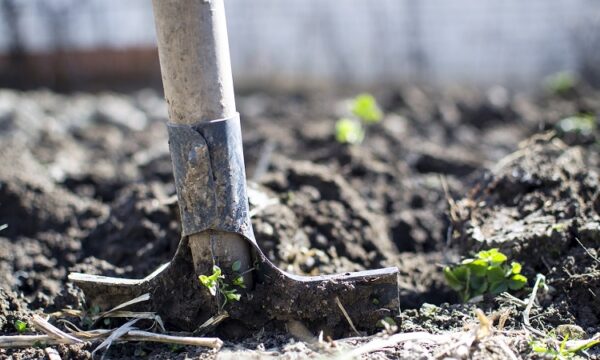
[443,248,527,302]
[351,93,383,124]
[14,319,27,333]
[199,265,222,296]
[335,93,383,144]
[335,118,364,144]
[530,333,600,359]
[199,263,245,311]
[556,113,596,136]
[546,71,577,95]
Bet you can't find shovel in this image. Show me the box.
[69,0,399,337]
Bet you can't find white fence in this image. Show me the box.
[1,0,600,88]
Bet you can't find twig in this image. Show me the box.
[493,337,519,360]
[92,319,140,359]
[195,311,229,334]
[575,238,600,264]
[334,297,360,336]
[44,347,62,360]
[498,292,530,307]
[32,315,83,344]
[121,330,223,348]
[0,330,223,350]
[99,293,150,319]
[523,274,546,337]
[0,335,75,348]
[339,332,449,358]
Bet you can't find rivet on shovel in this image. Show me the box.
[69,0,400,336]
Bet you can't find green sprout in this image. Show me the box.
[444,248,527,302]
[14,319,27,333]
[199,262,245,311]
[546,71,577,95]
[556,113,596,136]
[530,333,600,359]
[335,93,383,144]
[335,118,364,144]
[351,93,383,124]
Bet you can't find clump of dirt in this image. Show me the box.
[453,134,600,330]
[259,158,397,270]
[82,183,181,277]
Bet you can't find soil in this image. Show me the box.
[0,85,599,358]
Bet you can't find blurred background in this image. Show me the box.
[1,0,599,91]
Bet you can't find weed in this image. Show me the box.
[546,71,577,95]
[14,319,27,333]
[335,93,382,144]
[530,332,600,359]
[199,262,245,311]
[351,93,383,124]
[556,113,596,136]
[335,118,364,144]
[444,248,527,302]
[551,223,567,233]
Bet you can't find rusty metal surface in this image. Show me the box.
[167,114,255,240]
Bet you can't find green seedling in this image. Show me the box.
[530,333,600,359]
[556,113,596,136]
[351,93,383,124]
[546,71,577,95]
[14,319,27,333]
[335,118,364,144]
[199,262,245,311]
[335,93,383,144]
[444,248,527,302]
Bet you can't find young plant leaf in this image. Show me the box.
[443,267,464,291]
[14,320,27,333]
[469,275,488,296]
[510,262,522,275]
[231,260,242,272]
[489,281,508,295]
[557,113,596,136]
[232,275,245,288]
[225,291,241,302]
[486,265,506,283]
[508,274,527,290]
[351,93,383,124]
[477,248,507,265]
[335,118,365,144]
[465,259,488,276]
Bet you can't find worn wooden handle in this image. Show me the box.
[152,0,236,124]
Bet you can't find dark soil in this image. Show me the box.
[0,85,599,358]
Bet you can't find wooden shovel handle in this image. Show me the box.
[152,0,236,124]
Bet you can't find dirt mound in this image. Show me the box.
[82,183,180,277]
[454,135,600,328]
